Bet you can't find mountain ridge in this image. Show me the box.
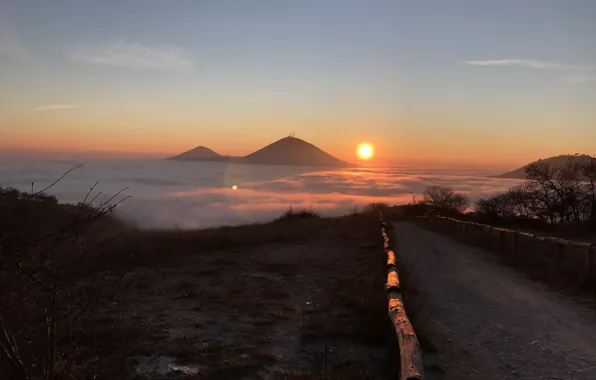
[169,136,350,167]
[168,146,232,161]
[494,154,596,179]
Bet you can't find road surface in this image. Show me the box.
[393,222,596,380]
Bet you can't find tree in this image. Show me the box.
[583,159,596,225]
[525,161,561,223]
[475,156,596,228]
[556,159,584,224]
[524,158,586,225]
[422,186,470,214]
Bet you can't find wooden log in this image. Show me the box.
[555,241,564,275]
[581,244,593,286]
[386,266,401,292]
[387,292,424,380]
[383,239,392,251]
[381,227,392,250]
[387,250,397,267]
[562,242,592,283]
[588,244,596,287]
[480,226,489,246]
[487,226,493,250]
[500,229,505,254]
[517,233,534,265]
[379,213,424,380]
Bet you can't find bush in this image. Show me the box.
[421,186,470,215]
[275,205,320,222]
[362,202,390,214]
[0,186,58,204]
[0,184,129,379]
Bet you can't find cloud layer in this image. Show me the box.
[71,40,193,70]
[462,59,592,71]
[563,75,596,84]
[463,58,595,84]
[34,104,77,111]
[0,160,522,229]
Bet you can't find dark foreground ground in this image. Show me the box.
[1,196,396,379]
[115,215,390,379]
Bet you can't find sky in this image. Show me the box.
[1,0,595,168]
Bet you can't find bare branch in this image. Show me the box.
[83,182,99,205]
[26,165,83,200]
[98,187,130,208]
[15,261,53,293]
[88,191,102,206]
[0,314,29,379]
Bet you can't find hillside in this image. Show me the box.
[0,186,390,379]
[495,154,596,179]
[237,137,349,167]
[169,137,350,167]
[168,146,231,161]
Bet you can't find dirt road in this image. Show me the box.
[393,222,596,380]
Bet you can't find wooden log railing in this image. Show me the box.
[380,211,424,380]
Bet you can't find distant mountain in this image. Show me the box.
[168,146,231,161]
[237,137,349,167]
[169,137,349,167]
[495,154,596,179]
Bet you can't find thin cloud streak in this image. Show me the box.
[71,40,194,70]
[34,104,78,111]
[462,59,592,71]
[563,75,596,84]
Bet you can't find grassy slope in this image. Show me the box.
[0,191,392,379]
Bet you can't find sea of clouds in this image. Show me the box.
[0,159,522,229]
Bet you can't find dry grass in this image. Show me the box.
[1,189,395,379]
[118,211,391,379]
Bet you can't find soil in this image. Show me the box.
[103,217,390,379]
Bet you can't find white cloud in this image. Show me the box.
[34,104,78,111]
[563,75,596,84]
[462,59,592,71]
[71,40,194,70]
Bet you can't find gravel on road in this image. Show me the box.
[393,221,596,380]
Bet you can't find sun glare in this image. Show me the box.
[357,143,374,160]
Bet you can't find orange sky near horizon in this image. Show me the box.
[1,122,578,171]
[3,91,594,170]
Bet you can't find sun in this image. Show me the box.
[357,143,374,160]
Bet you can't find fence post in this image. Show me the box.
[588,244,596,288]
[555,242,563,276]
[379,211,424,380]
[500,230,505,255]
[487,227,493,251]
